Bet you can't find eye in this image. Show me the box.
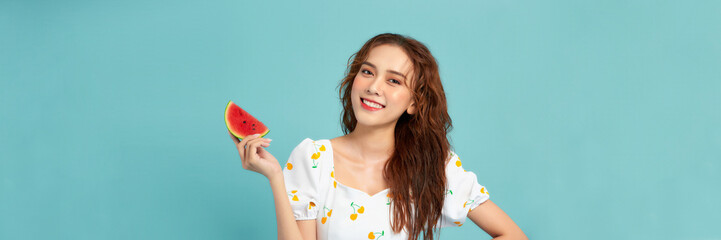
[361,69,401,85]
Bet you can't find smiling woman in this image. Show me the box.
[348,43,418,129]
[230,33,527,240]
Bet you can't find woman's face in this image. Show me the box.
[351,44,416,127]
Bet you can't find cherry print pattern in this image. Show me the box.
[287,190,299,201]
[368,230,385,239]
[350,202,365,221]
[322,206,333,224]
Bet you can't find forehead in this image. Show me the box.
[365,44,414,79]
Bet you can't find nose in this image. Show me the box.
[367,74,385,95]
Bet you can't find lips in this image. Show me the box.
[361,98,385,107]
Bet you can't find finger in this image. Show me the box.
[249,138,270,147]
[250,137,271,145]
[247,138,270,158]
[256,143,271,160]
[228,130,240,144]
[247,138,264,151]
[237,133,256,159]
[239,133,258,148]
[242,134,263,159]
[258,141,270,152]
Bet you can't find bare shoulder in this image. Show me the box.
[329,136,347,149]
[329,136,351,162]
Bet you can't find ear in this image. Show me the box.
[406,101,416,115]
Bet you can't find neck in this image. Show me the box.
[345,123,395,163]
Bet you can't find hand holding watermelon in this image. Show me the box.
[228,130,281,178]
[225,100,280,178]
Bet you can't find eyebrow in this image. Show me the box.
[361,61,407,80]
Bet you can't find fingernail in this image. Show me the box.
[266,139,272,141]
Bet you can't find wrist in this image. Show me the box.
[267,170,284,183]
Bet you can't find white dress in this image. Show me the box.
[282,138,491,240]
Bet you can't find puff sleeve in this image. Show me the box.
[282,138,322,220]
[440,151,491,227]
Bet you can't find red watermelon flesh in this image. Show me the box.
[225,100,269,140]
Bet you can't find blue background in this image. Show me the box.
[1,0,719,239]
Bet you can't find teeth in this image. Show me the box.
[362,99,384,108]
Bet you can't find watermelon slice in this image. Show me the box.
[225,100,269,140]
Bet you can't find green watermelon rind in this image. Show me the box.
[225,100,270,140]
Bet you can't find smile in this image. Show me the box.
[361,98,385,110]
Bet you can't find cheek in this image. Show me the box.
[350,79,362,98]
[352,76,365,90]
[391,92,413,106]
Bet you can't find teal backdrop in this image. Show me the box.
[1,0,719,239]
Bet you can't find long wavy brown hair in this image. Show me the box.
[336,33,453,240]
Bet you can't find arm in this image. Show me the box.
[467,200,528,240]
[229,133,317,239]
[269,173,317,240]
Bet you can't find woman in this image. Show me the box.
[229,33,527,240]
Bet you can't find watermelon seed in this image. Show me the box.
[243,121,246,123]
